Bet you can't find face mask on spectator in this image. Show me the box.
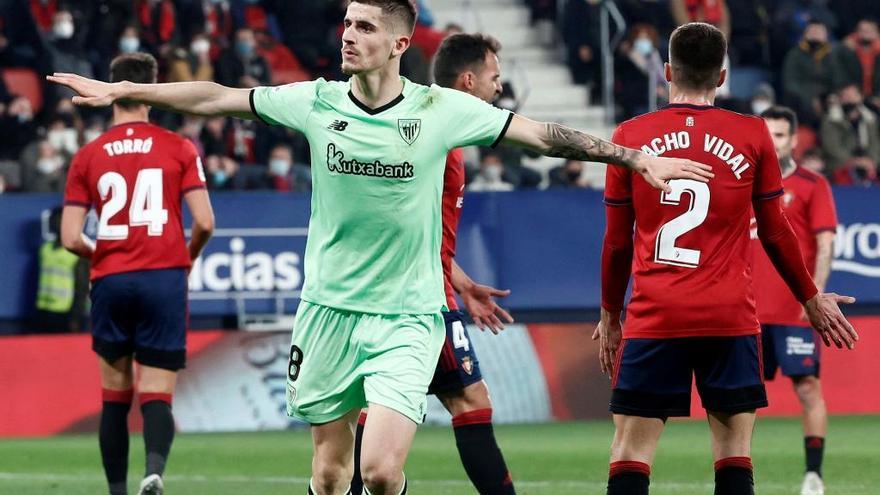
[567,169,581,182]
[84,128,103,143]
[119,36,140,54]
[751,98,772,115]
[484,164,502,182]
[53,20,74,40]
[269,158,291,176]
[36,157,62,175]
[191,39,210,56]
[213,170,228,186]
[634,37,653,56]
[47,129,78,154]
[860,37,874,47]
[842,102,859,115]
[236,40,255,58]
[805,40,823,52]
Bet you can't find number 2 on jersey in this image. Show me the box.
[97,169,168,240]
[654,179,710,268]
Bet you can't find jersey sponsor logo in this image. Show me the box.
[326,143,414,179]
[398,119,421,145]
[327,120,349,131]
[833,222,880,277]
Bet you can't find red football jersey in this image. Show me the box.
[441,148,466,311]
[750,166,837,325]
[605,104,784,338]
[64,121,206,280]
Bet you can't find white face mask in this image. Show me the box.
[48,129,79,154]
[269,158,291,176]
[191,39,211,56]
[36,157,61,175]
[634,37,653,56]
[84,128,103,143]
[483,164,503,182]
[119,36,140,54]
[751,99,772,116]
[53,21,74,40]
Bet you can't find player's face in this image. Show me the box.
[764,118,796,162]
[471,52,503,104]
[341,3,406,75]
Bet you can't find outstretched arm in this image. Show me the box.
[451,260,513,334]
[754,196,858,349]
[47,73,254,119]
[501,114,714,192]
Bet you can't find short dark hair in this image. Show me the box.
[110,52,158,110]
[761,106,798,135]
[433,33,501,88]
[350,0,417,33]
[669,22,727,91]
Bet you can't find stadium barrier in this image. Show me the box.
[2,317,878,437]
[1,188,879,322]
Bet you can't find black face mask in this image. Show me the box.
[842,102,859,115]
[567,170,581,182]
[806,40,824,52]
[860,37,874,47]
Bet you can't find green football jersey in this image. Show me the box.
[251,77,512,314]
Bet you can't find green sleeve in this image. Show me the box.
[437,86,513,149]
[250,79,323,132]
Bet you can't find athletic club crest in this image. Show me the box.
[461,356,474,375]
[398,119,421,145]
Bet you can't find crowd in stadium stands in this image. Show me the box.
[1,0,880,193]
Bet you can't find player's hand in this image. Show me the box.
[804,293,859,349]
[460,283,513,334]
[637,154,714,193]
[593,309,623,378]
[46,73,121,107]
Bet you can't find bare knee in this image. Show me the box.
[793,376,823,409]
[438,381,492,417]
[312,456,352,494]
[361,459,403,494]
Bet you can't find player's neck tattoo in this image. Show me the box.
[543,123,638,169]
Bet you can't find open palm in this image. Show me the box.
[47,73,118,107]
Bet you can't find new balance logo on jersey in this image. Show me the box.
[328,120,349,131]
[326,143,414,179]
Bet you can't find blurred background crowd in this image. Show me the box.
[0,0,878,195]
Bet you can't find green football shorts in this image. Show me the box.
[286,300,445,425]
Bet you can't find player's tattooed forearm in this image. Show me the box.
[543,123,639,167]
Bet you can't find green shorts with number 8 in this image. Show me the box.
[286,301,446,424]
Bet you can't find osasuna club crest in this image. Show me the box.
[398,119,421,145]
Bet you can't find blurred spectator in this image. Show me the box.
[562,0,600,89]
[21,139,67,193]
[82,117,106,144]
[166,33,214,82]
[47,100,82,158]
[750,83,776,116]
[615,24,666,122]
[215,27,271,88]
[820,84,880,171]
[204,154,239,190]
[443,23,464,36]
[549,160,592,188]
[836,20,880,106]
[31,206,89,334]
[782,20,836,127]
[832,152,879,187]
[30,0,59,32]
[671,0,730,38]
[770,0,836,69]
[0,2,48,69]
[84,0,136,81]
[176,0,234,54]
[0,95,38,161]
[468,152,514,192]
[45,10,94,104]
[135,0,178,53]
[117,25,142,55]
[266,0,340,77]
[800,148,827,175]
[266,144,310,192]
